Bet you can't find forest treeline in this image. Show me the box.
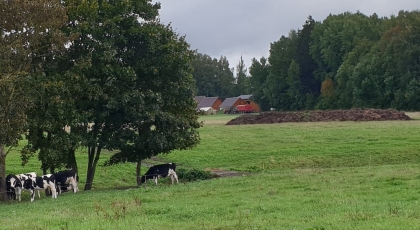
[193,10,420,111]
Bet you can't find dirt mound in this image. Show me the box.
[226,109,411,125]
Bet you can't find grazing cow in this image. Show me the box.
[23,174,57,202]
[54,169,78,194]
[5,174,22,201]
[141,163,179,185]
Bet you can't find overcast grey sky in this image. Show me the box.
[152,1,419,72]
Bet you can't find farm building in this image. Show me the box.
[194,96,206,105]
[199,107,217,115]
[196,96,223,111]
[219,97,247,114]
[238,94,260,112]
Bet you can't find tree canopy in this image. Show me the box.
[247,10,420,111]
[0,0,69,201]
[4,0,201,192]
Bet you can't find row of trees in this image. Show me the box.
[192,54,251,98]
[193,10,420,112]
[249,10,420,111]
[0,0,201,201]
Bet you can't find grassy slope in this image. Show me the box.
[2,114,420,229]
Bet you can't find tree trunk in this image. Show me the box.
[67,148,78,175]
[136,160,142,186]
[39,148,46,175]
[68,148,79,182]
[0,145,7,202]
[84,145,101,190]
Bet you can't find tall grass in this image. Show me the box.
[2,114,420,229]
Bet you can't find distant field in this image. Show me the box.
[198,113,240,124]
[2,114,420,229]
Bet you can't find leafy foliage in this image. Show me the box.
[12,0,201,190]
[192,53,236,98]
[175,168,213,182]
[247,10,420,111]
[0,0,69,200]
[235,56,250,96]
[249,57,270,111]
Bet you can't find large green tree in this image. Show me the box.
[295,16,320,109]
[59,0,200,189]
[286,60,303,110]
[193,53,218,97]
[192,53,235,98]
[235,56,250,96]
[310,12,384,108]
[266,30,298,110]
[102,21,201,186]
[350,10,420,110]
[59,0,161,190]
[21,69,83,175]
[0,0,68,201]
[215,56,236,99]
[249,57,270,111]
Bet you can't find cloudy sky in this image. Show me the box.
[152,1,419,72]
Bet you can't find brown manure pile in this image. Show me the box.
[225,109,411,125]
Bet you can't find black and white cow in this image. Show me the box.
[54,169,78,194]
[23,174,57,202]
[17,172,40,198]
[6,174,22,201]
[141,163,179,185]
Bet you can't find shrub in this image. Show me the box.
[176,168,213,182]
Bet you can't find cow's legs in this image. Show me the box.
[9,189,16,200]
[15,187,22,202]
[168,169,179,184]
[173,172,179,184]
[74,173,79,192]
[69,177,78,193]
[154,176,158,185]
[57,183,62,194]
[30,190,35,202]
[49,183,57,199]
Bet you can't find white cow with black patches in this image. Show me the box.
[5,174,22,201]
[17,172,41,198]
[23,174,57,202]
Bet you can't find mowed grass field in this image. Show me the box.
[2,113,420,229]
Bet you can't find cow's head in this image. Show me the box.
[12,177,22,188]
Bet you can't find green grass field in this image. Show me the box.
[2,113,420,229]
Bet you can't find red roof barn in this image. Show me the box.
[196,97,223,111]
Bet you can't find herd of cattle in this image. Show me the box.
[3,163,178,202]
[4,169,78,202]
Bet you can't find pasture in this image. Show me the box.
[2,113,420,229]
